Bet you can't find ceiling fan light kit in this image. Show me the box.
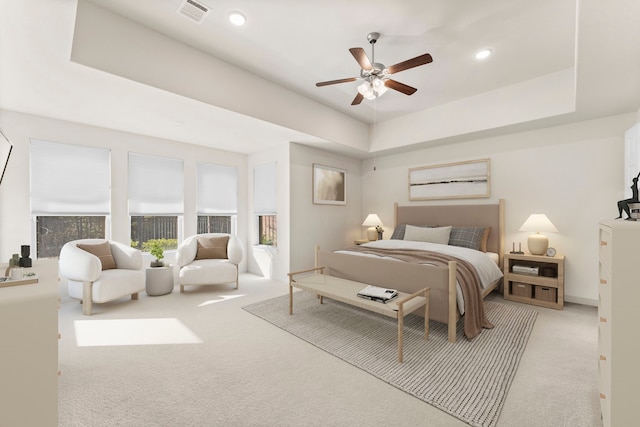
[316,32,433,105]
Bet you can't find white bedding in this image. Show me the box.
[336,239,504,315]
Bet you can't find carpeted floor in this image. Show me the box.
[57,274,602,427]
[243,292,537,427]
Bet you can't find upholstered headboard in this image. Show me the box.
[394,199,505,265]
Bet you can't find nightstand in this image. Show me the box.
[354,239,370,245]
[503,253,564,309]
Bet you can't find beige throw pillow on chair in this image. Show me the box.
[195,236,229,260]
[77,241,117,270]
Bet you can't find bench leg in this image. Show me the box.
[398,306,404,363]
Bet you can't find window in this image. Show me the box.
[36,216,105,258]
[197,215,232,234]
[128,153,183,251]
[253,162,277,246]
[258,215,277,246]
[196,163,237,234]
[30,140,110,258]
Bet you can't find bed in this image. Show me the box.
[315,199,505,343]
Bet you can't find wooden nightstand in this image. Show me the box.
[503,252,564,309]
[354,239,370,245]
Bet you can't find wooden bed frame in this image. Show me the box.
[315,199,505,343]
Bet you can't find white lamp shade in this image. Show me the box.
[362,214,382,227]
[519,214,558,255]
[518,214,558,233]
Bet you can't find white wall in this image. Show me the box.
[363,113,637,305]
[247,145,290,282]
[289,143,363,273]
[0,109,248,273]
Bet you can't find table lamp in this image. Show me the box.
[362,214,383,241]
[518,214,558,255]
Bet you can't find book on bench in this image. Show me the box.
[357,285,398,303]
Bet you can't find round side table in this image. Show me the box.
[145,265,174,296]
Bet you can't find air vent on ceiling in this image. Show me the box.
[177,0,210,23]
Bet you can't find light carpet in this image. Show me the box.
[243,291,537,427]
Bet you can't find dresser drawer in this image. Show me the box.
[599,226,612,269]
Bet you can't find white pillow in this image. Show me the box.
[403,225,452,245]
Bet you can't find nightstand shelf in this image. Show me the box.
[503,253,564,309]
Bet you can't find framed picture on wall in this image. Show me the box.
[313,163,347,205]
[408,158,491,200]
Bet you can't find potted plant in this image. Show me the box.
[149,241,164,268]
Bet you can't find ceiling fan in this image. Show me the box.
[315,32,433,106]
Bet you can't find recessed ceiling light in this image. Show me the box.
[475,49,492,60]
[228,11,246,26]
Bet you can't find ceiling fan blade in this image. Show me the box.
[351,92,364,105]
[349,47,373,71]
[386,53,433,74]
[315,77,357,87]
[385,79,418,95]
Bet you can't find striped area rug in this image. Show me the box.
[243,292,537,427]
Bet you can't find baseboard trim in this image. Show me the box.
[565,296,597,307]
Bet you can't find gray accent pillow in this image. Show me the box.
[448,227,487,251]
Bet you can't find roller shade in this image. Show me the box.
[253,162,276,214]
[128,153,183,215]
[196,163,237,214]
[30,139,110,215]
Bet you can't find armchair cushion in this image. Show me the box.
[195,235,229,260]
[77,241,116,270]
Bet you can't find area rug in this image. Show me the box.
[243,292,537,427]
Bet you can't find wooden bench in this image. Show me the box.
[287,267,430,363]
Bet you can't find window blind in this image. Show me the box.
[30,139,110,215]
[196,163,237,214]
[128,153,184,215]
[253,162,276,214]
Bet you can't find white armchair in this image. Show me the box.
[176,233,243,293]
[59,239,145,315]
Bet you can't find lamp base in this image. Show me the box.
[367,227,378,241]
[527,233,548,255]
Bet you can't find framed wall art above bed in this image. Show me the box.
[408,158,490,201]
[313,163,346,205]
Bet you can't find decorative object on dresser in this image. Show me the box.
[408,158,490,200]
[503,252,564,309]
[19,245,32,267]
[312,163,346,205]
[362,213,383,241]
[518,213,558,255]
[615,171,640,220]
[598,220,640,426]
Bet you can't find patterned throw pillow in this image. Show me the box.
[77,241,117,270]
[448,227,490,251]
